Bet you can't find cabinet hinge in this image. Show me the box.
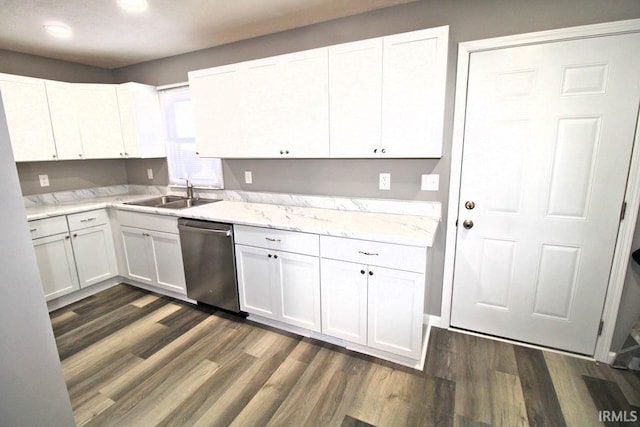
[598,320,604,336]
[620,201,627,221]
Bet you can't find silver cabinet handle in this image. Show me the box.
[142,232,150,237]
[30,228,37,232]
[265,237,281,242]
[358,251,379,256]
[80,217,96,223]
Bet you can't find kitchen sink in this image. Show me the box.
[160,198,218,209]
[124,196,220,209]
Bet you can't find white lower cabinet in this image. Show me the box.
[367,266,425,359]
[68,210,118,288]
[320,236,427,360]
[117,211,186,295]
[29,209,118,301]
[236,244,321,331]
[33,233,80,301]
[235,225,321,331]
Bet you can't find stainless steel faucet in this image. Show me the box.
[181,178,194,199]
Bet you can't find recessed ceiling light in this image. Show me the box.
[44,22,72,39]
[117,0,148,13]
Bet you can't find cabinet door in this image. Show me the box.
[117,83,166,158]
[329,39,383,158]
[367,266,425,359]
[242,57,285,157]
[320,258,367,344]
[45,80,84,160]
[236,245,277,319]
[381,27,448,158]
[275,251,321,331]
[71,224,118,288]
[32,233,80,301]
[190,64,246,158]
[281,48,329,157]
[0,73,57,161]
[73,84,125,159]
[147,230,186,294]
[120,226,154,285]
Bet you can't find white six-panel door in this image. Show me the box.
[451,33,640,355]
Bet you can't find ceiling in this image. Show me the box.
[0,0,418,69]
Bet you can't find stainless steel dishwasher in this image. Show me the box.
[177,218,241,313]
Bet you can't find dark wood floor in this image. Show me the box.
[50,284,640,427]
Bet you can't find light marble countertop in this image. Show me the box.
[26,195,439,247]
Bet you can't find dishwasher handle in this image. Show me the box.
[178,224,231,237]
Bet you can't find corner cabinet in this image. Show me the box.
[234,225,321,331]
[0,73,57,161]
[116,210,186,295]
[189,26,448,159]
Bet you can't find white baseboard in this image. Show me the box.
[608,351,617,364]
[47,277,121,312]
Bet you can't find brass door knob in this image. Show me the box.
[463,219,474,230]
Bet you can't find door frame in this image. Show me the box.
[442,18,640,362]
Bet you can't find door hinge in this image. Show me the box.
[598,320,604,336]
[620,201,627,221]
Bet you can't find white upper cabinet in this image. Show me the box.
[279,48,329,157]
[191,48,329,158]
[72,83,125,159]
[117,82,166,158]
[45,80,84,160]
[329,38,383,158]
[190,26,448,159]
[0,73,57,161]
[380,26,448,158]
[190,63,245,158]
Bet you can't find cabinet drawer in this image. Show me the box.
[67,209,109,230]
[116,210,178,234]
[320,236,426,273]
[234,225,319,257]
[28,216,68,239]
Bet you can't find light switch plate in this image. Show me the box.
[421,174,439,191]
[245,171,253,184]
[39,174,50,187]
[147,168,154,180]
[379,173,391,190]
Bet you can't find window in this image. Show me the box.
[159,85,223,188]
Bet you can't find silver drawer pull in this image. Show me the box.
[30,228,37,232]
[265,237,281,242]
[80,217,97,222]
[358,251,379,256]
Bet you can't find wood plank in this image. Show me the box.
[265,348,351,426]
[341,415,376,427]
[490,371,528,427]
[56,297,173,359]
[514,345,567,427]
[73,392,115,427]
[130,293,160,308]
[344,362,395,425]
[583,375,637,418]
[228,357,311,427]
[543,351,602,427]
[98,315,227,401]
[62,303,182,382]
[190,332,300,427]
[105,359,220,427]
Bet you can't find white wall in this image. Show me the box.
[0,93,75,426]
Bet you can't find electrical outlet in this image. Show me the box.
[147,168,154,180]
[421,174,439,191]
[39,174,50,187]
[379,173,391,190]
[245,171,253,184]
